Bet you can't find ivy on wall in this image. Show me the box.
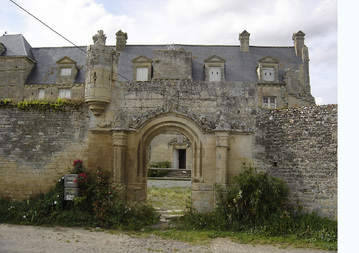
[0,98,83,111]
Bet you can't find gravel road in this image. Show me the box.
[0,224,336,253]
[0,181,336,252]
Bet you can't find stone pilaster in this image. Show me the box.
[113,131,127,185]
[215,131,230,185]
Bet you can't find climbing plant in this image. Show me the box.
[0,98,82,111]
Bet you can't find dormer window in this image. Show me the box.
[257,56,279,83]
[204,55,226,82]
[131,55,152,81]
[56,56,78,84]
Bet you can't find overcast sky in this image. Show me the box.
[1,0,337,104]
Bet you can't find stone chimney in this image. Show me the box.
[292,30,306,57]
[116,30,128,52]
[239,30,250,52]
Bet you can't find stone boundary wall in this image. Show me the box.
[0,106,90,199]
[255,105,337,219]
[0,101,338,219]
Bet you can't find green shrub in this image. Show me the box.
[179,164,337,248]
[215,165,290,229]
[0,159,159,230]
[147,161,171,177]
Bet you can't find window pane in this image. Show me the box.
[58,88,71,99]
[136,67,148,81]
[38,89,45,99]
[60,68,72,76]
[262,68,275,81]
[263,97,276,109]
[209,67,221,81]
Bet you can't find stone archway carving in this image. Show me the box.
[111,112,239,212]
[136,118,203,182]
[123,114,205,201]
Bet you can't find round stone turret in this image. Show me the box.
[85,30,113,116]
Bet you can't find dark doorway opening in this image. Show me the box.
[178,149,186,169]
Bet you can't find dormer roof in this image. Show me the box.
[258,55,280,64]
[204,55,226,63]
[131,55,153,63]
[56,56,77,65]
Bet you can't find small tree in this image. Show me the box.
[215,165,290,229]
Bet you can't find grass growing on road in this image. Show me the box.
[147,186,191,215]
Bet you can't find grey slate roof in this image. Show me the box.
[27,47,87,84]
[118,45,302,83]
[0,33,303,84]
[0,34,35,61]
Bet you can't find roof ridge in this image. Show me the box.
[30,44,295,49]
[32,45,87,49]
[123,44,294,48]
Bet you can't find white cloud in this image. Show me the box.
[9,0,135,47]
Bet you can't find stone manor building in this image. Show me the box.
[0,30,337,218]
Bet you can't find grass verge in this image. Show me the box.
[146,184,336,251]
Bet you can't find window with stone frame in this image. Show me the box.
[257,56,279,83]
[131,55,152,82]
[58,88,71,99]
[204,55,226,82]
[262,96,277,109]
[55,57,78,84]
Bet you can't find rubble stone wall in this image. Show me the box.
[0,106,90,199]
[255,105,337,219]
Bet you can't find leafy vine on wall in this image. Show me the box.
[0,98,83,111]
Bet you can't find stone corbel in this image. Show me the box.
[86,100,110,116]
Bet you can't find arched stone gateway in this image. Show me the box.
[108,113,253,213]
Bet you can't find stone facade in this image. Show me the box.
[0,30,337,218]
